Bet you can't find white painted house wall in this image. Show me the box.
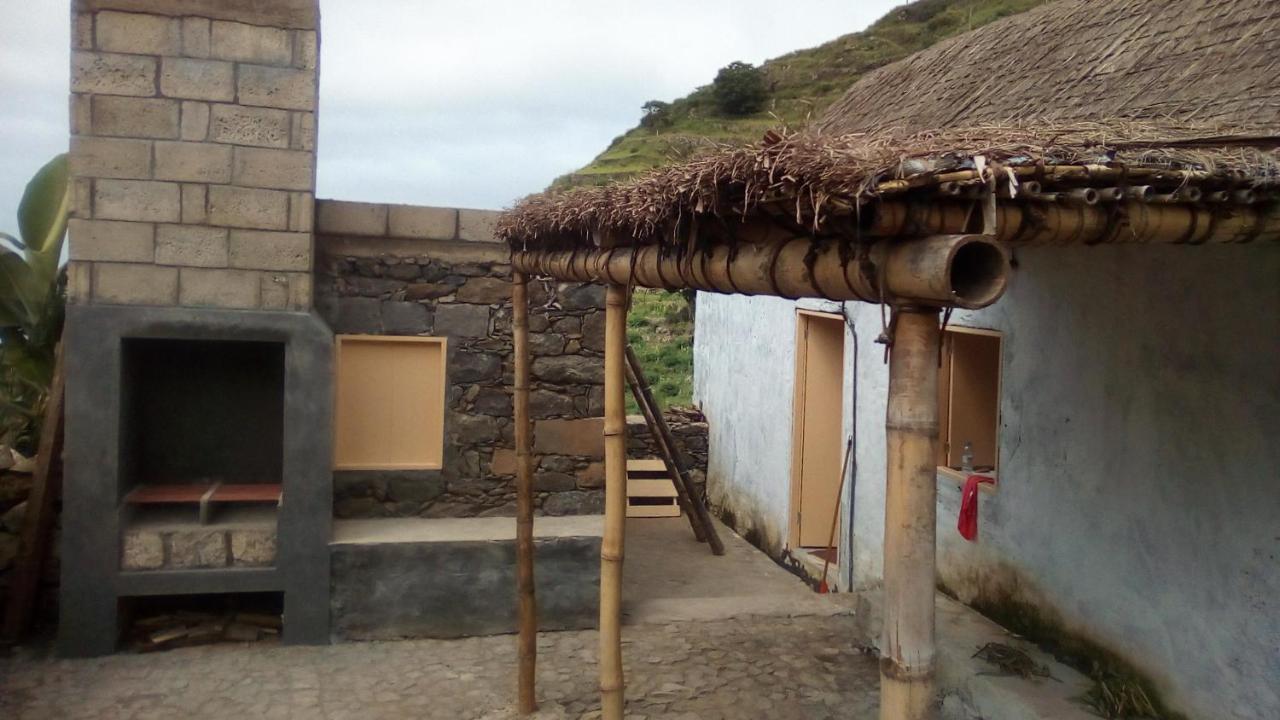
[693,243,1280,720]
[692,293,856,584]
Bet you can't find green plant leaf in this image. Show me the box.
[17,153,70,258]
[1,154,69,449]
[0,245,39,328]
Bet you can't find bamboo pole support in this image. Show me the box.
[880,307,942,720]
[512,272,537,715]
[600,283,629,719]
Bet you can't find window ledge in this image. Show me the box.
[937,466,997,493]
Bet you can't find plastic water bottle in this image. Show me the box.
[961,441,974,473]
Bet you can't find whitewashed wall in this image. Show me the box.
[693,243,1280,720]
[692,293,857,585]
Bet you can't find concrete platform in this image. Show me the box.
[329,516,602,641]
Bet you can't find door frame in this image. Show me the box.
[788,309,846,550]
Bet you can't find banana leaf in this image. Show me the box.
[18,153,70,258]
[1,153,69,449]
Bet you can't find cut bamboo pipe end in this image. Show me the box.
[1125,185,1155,201]
[880,235,1010,310]
[1232,188,1258,204]
[1066,188,1099,205]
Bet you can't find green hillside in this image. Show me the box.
[576,0,1049,410]
[554,0,1047,190]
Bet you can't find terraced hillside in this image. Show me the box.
[554,0,1047,190]
[575,0,1048,408]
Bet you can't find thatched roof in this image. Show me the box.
[500,1,1280,249]
[820,0,1280,136]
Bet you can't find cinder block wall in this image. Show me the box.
[315,200,610,519]
[67,0,319,311]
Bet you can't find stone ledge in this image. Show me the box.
[317,235,508,263]
[75,0,318,30]
[316,199,501,243]
[331,514,604,545]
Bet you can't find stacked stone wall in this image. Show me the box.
[67,0,319,310]
[120,524,275,571]
[316,200,609,519]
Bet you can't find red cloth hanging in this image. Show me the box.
[958,474,995,542]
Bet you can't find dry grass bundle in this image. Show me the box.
[1083,663,1163,719]
[498,120,1280,248]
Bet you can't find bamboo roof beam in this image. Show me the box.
[513,234,1009,310]
[864,199,1280,245]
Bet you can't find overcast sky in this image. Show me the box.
[0,0,899,234]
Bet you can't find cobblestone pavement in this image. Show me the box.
[1,614,879,719]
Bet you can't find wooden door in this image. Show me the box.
[792,313,845,548]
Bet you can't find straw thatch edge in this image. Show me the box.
[499,121,1280,248]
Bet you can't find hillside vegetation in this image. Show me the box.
[626,289,694,411]
[554,0,1047,190]
[573,0,1047,408]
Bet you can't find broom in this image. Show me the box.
[817,436,854,594]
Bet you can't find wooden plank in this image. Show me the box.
[625,459,667,474]
[2,342,66,642]
[626,499,680,518]
[210,483,282,503]
[333,335,446,471]
[627,478,678,498]
[126,484,212,504]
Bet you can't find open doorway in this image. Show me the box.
[789,311,846,565]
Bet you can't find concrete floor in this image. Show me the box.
[0,614,881,719]
[0,514,877,719]
[622,515,851,624]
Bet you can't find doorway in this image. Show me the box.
[790,311,846,553]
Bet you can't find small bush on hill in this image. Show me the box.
[711,61,768,116]
[640,100,673,130]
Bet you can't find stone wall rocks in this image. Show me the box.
[317,203,713,520]
[317,208,609,519]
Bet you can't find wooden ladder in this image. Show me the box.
[624,345,723,555]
